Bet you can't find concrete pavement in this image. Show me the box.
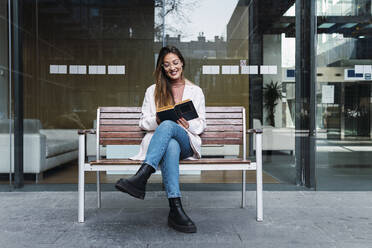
[1,191,372,248]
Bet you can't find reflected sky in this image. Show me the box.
[162,0,239,41]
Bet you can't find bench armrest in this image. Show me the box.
[78,129,96,135]
[247,128,263,134]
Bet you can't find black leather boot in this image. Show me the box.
[115,163,155,199]
[168,197,197,233]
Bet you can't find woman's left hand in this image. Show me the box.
[177,117,189,129]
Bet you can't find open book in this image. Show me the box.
[156,99,199,122]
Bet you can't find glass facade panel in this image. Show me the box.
[316,0,372,189]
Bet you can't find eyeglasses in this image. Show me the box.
[162,59,182,70]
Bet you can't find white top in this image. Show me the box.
[130,80,206,160]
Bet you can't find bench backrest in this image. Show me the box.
[96,106,246,159]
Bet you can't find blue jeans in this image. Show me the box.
[144,120,194,198]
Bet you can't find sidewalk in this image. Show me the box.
[1,191,372,248]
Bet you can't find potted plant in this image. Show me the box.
[263,81,282,127]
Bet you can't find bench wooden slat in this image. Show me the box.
[100,132,145,138]
[101,138,242,144]
[101,119,140,125]
[100,138,242,145]
[206,119,243,125]
[101,113,242,119]
[100,139,143,145]
[90,158,250,165]
[101,127,243,133]
[100,126,143,132]
[205,113,242,119]
[202,139,242,145]
[100,126,242,132]
[200,132,242,138]
[205,107,243,113]
[100,107,141,113]
[101,113,142,119]
[204,126,242,132]
[100,107,243,113]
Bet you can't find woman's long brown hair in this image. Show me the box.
[154,46,186,108]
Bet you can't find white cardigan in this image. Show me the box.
[130,81,206,160]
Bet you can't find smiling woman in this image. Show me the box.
[115,45,206,233]
[154,46,187,107]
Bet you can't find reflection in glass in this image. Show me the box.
[316,0,372,189]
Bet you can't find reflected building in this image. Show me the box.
[160,34,227,59]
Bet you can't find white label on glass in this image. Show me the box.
[78,65,87,74]
[69,65,78,74]
[50,65,58,74]
[364,65,372,74]
[260,65,269,74]
[268,65,278,75]
[249,66,258,74]
[58,65,67,74]
[117,66,125,74]
[97,66,106,74]
[108,66,117,74]
[355,65,364,73]
[222,65,230,74]
[89,65,97,74]
[202,65,219,74]
[230,66,239,74]
[322,85,334,104]
[241,66,249,74]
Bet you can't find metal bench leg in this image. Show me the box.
[35,172,43,184]
[241,170,246,208]
[256,133,263,222]
[97,172,101,208]
[78,134,85,223]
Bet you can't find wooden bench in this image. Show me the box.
[78,106,263,223]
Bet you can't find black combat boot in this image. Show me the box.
[168,197,197,233]
[115,163,155,199]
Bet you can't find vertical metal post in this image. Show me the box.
[242,108,247,208]
[96,172,101,208]
[248,0,263,156]
[78,134,85,223]
[96,109,101,208]
[8,0,12,187]
[242,171,246,208]
[295,0,317,188]
[255,132,263,222]
[13,0,24,188]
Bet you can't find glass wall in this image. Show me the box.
[316,0,372,189]
[2,0,371,190]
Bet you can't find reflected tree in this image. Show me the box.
[154,0,198,41]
